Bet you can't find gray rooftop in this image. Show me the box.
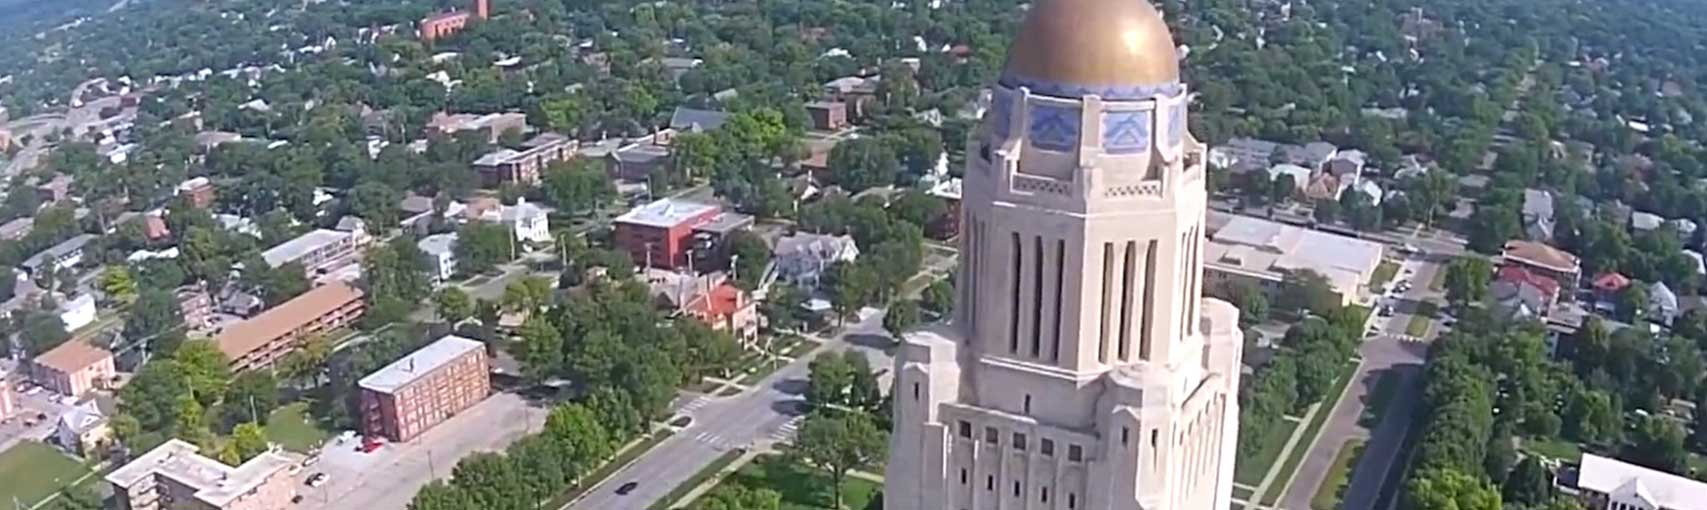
[693,213,754,235]
[22,234,96,270]
[106,439,300,507]
[1205,214,1385,294]
[358,335,485,394]
[473,148,522,166]
[1522,189,1554,221]
[613,143,670,164]
[669,107,732,132]
[615,198,720,228]
[261,229,349,267]
[417,233,458,256]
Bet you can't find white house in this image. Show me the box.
[771,233,860,287]
[58,294,96,332]
[501,199,551,244]
[417,233,459,285]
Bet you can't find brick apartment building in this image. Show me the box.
[613,198,724,270]
[471,133,575,187]
[107,439,301,510]
[32,341,117,399]
[177,285,214,330]
[419,0,490,42]
[215,282,366,372]
[358,335,490,442]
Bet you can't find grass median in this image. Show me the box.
[1310,439,1366,510]
[1234,417,1300,486]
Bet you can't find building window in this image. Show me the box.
[1013,481,1021,497]
[985,427,998,444]
[1069,493,1078,509]
[1122,427,1130,447]
[1041,438,1055,456]
[961,468,968,484]
[1024,394,1032,414]
[1013,433,1028,451]
[1068,444,1083,462]
[1042,487,1050,503]
[958,421,972,438]
[913,383,921,401]
[987,475,995,491]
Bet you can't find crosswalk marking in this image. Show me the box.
[770,416,804,442]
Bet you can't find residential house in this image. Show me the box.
[669,107,732,133]
[53,401,111,457]
[684,282,760,342]
[175,177,216,208]
[1592,272,1632,303]
[35,174,73,203]
[0,217,33,240]
[1650,281,1680,325]
[1207,137,1280,174]
[1491,266,1561,318]
[418,233,459,284]
[21,234,96,276]
[1631,211,1665,233]
[1265,164,1314,194]
[772,233,860,287]
[1501,240,1582,293]
[1277,141,1338,170]
[1523,189,1556,241]
[805,101,850,131]
[58,293,96,332]
[1324,150,1367,181]
[177,285,213,330]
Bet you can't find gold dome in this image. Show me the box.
[1002,0,1179,88]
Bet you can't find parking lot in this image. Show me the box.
[294,392,547,509]
[0,383,77,455]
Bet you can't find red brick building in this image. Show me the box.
[613,198,723,270]
[805,101,849,131]
[176,177,215,209]
[358,335,490,442]
[419,0,490,42]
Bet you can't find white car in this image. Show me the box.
[306,473,329,487]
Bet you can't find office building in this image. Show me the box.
[1203,215,1386,306]
[613,198,723,270]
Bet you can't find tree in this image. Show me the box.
[788,411,887,510]
[761,285,807,334]
[1279,270,1339,315]
[921,279,954,317]
[727,231,770,290]
[829,137,900,192]
[501,276,554,313]
[1443,256,1494,308]
[44,485,103,510]
[1562,389,1621,446]
[515,317,564,383]
[1616,284,1649,322]
[1624,415,1688,473]
[17,310,71,355]
[456,222,513,274]
[541,159,615,214]
[436,287,475,325]
[828,262,879,324]
[99,266,138,304]
[1467,204,1522,254]
[222,371,279,427]
[694,485,782,510]
[1406,468,1501,510]
[126,288,184,340]
[1503,457,1552,506]
[229,421,270,464]
[883,300,921,339]
[173,340,231,405]
[1313,198,1341,224]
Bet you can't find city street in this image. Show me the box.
[564,309,893,510]
[1276,250,1446,510]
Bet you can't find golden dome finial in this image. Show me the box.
[1001,0,1180,93]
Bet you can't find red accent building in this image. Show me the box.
[613,198,723,270]
[419,0,489,42]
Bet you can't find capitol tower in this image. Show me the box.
[884,0,1244,508]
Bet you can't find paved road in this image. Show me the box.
[1277,252,1442,510]
[565,310,893,510]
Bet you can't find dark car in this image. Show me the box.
[616,481,640,495]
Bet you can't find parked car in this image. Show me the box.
[306,473,329,487]
[616,481,640,495]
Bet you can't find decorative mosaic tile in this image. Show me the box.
[1028,104,1080,152]
[1000,73,1184,101]
[1102,110,1152,155]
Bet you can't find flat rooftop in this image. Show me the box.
[1205,214,1384,290]
[614,198,720,229]
[358,335,485,394]
[106,439,300,507]
[215,282,363,362]
[261,229,350,267]
[1578,452,1707,508]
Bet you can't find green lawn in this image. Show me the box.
[1310,440,1365,510]
[0,441,92,508]
[1359,374,1400,428]
[1261,361,1359,507]
[1428,270,1448,292]
[1370,260,1401,292]
[1232,485,1255,500]
[1405,301,1438,337]
[1523,436,1582,461]
[716,455,881,510]
[266,402,332,452]
[1234,417,1300,485]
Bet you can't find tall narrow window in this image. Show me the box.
[1031,236,1045,357]
[1024,395,1032,415]
[1098,242,1114,363]
[1139,239,1158,360]
[1009,232,1023,353]
[1052,238,1066,362]
[1117,241,1136,360]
